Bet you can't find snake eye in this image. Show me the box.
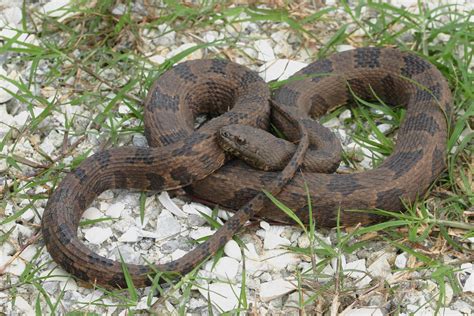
[221,130,230,138]
[236,137,246,145]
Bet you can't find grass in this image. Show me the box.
[0,0,473,315]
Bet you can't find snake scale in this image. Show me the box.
[42,47,452,288]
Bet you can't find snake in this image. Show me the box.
[41,47,452,289]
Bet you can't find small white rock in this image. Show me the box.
[377,123,392,134]
[395,253,408,269]
[41,0,71,17]
[198,282,241,312]
[203,31,219,42]
[20,209,35,222]
[158,192,186,218]
[0,69,20,103]
[118,105,129,114]
[166,43,202,60]
[344,259,367,279]
[154,24,176,47]
[339,109,352,121]
[260,279,296,302]
[118,227,141,242]
[259,59,307,82]
[436,308,463,316]
[12,296,34,315]
[2,7,23,27]
[19,245,38,261]
[82,207,102,220]
[155,209,181,239]
[255,39,276,62]
[111,4,126,15]
[367,257,392,279]
[182,202,212,217]
[443,283,454,305]
[106,202,125,218]
[260,221,270,230]
[323,117,341,129]
[3,256,25,276]
[463,272,474,293]
[84,227,113,245]
[39,138,56,156]
[263,231,291,250]
[336,44,356,52]
[341,307,383,316]
[264,249,300,270]
[149,54,166,65]
[205,257,240,280]
[189,227,213,240]
[243,242,260,261]
[224,239,242,261]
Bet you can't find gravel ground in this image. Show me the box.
[0,0,473,315]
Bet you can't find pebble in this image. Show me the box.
[182,202,213,217]
[132,134,147,147]
[189,226,213,240]
[443,283,454,305]
[336,44,356,52]
[13,296,34,315]
[203,31,220,42]
[297,234,310,248]
[1,6,22,27]
[223,239,242,261]
[259,59,307,82]
[0,68,20,103]
[377,123,392,134]
[205,256,240,280]
[344,259,367,279]
[367,256,392,280]
[118,227,141,242]
[148,54,166,65]
[323,117,341,129]
[263,226,291,250]
[41,0,71,18]
[158,192,186,218]
[20,209,35,222]
[395,253,408,269]
[166,43,202,60]
[111,4,126,15]
[342,307,383,316]
[82,207,102,220]
[255,39,276,62]
[84,227,113,245]
[106,202,125,218]
[264,250,300,270]
[154,24,176,47]
[2,256,25,276]
[155,209,181,239]
[198,283,241,312]
[260,279,296,302]
[339,109,352,121]
[463,273,473,293]
[19,245,38,261]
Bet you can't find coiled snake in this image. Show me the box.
[41,47,452,288]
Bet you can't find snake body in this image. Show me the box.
[42,48,452,288]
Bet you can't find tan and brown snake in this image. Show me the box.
[41,47,452,288]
